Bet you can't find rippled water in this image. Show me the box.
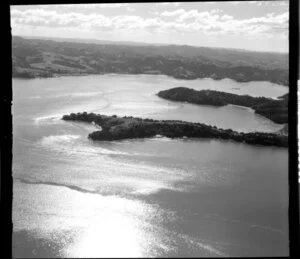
[12,74,289,257]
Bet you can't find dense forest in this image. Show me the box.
[12,36,288,86]
[157,87,288,124]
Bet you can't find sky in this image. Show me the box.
[10,1,289,53]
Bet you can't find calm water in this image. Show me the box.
[12,74,289,257]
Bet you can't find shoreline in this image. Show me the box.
[12,72,288,87]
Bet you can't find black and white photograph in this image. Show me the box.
[10,1,294,257]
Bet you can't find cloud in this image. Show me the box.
[156,2,181,7]
[10,6,288,40]
[228,1,289,7]
[220,14,234,21]
[229,2,242,5]
[160,9,186,17]
[33,3,135,12]
[127,6,135,12]
[158,7,288,37]
[51,3,130,9]
[248,0,289,6]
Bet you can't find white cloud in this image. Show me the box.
[248,0,289,6]
[65,3,136,12]
[160,9,186,17]
[51,3,130,9]
[10,6,288,41]
[156,2,181,7]
[127,6,135,12]
[227,1,288,7]
[211,9,223,14]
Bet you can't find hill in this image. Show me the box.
[157,87,288,124]
[12,36,288,86]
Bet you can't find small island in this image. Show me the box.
[157,87,288,124]
[62,112,288,147]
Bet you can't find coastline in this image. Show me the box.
[12,72,288,87]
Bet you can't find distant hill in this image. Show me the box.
[20,35,158,46]
[11,36,289,86]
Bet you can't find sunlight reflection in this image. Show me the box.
[67,212,143,257]
[61,192,154,258]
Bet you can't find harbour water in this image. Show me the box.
[12,74,289,257]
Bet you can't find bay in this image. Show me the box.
[12,74,289,257]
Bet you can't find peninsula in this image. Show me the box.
[62,112,288,147]
[157,87,288,124]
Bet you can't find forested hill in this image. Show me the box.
[12,36,288,86]
[157,87,288,124]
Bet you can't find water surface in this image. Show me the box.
[13,74,289,257]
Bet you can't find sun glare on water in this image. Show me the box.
[61,192,155,258]
[67,214,143,257]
